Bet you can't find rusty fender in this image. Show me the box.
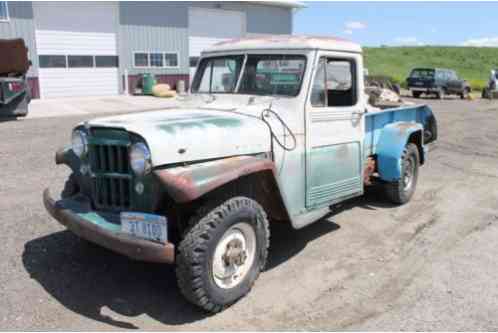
[153,156,276,203]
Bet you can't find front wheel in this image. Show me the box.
[460,87,470,100]
[385,143,420,204]
[176,197,270,313]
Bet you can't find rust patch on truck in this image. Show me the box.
[154,156,277,203]
[363,157,376,186]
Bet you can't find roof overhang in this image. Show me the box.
[247,1,307,9]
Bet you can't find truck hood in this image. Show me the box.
[86,107,271,166]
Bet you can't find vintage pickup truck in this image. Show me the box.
[0,39,31,118]
[43,36,437,313]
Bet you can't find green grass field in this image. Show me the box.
[364,46,498,91]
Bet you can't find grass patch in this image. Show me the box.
[364,46,498,91]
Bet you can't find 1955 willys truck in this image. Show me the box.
[44,36,437,313]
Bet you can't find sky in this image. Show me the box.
[293,2,498,47]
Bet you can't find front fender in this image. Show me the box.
[153,156,276,203]
[376,122,423,182]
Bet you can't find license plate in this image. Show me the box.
[415,82,424,86]
[121,212,168,243]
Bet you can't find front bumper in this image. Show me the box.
[43,189,175,263]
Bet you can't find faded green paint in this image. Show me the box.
[157,117,243,133]
[306,142,363,208]
[77,212,121,233]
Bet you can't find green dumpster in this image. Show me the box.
[142,73,156,95]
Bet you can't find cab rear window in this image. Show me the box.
[410,69,435,79]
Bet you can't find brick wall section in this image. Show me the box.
[27,77,40,99]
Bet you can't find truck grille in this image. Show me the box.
[92,176,132,210]
[89,142,132,211]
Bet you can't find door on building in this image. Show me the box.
[34,2,119,98]
[188,7,246,79]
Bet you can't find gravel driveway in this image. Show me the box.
[1,97,497,330]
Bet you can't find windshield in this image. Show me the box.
[410,69,435,79]
[191,54,307,97]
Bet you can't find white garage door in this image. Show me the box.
[188,7,246,78]
[34,2,119,98]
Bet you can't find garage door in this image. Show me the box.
[34,2,119,98]
[188,7,246,78]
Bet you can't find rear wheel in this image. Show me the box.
[412,91,421,98]
[176,196,270,313]
[436,88,446,99]
[460,87,470,99]
[385,143,419,204]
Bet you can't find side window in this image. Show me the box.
[310,57,357,107]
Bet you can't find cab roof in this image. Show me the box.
[203,35,362,54]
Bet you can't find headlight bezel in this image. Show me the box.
[129,142,151,176]
[71,129,88,158]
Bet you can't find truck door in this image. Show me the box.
[305,53,365,209]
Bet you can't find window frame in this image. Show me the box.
[133,51,180,69]
[0,1,9,22]
[149,52,164,68]
[67,55,95,68]
[191,55,245,94]
[309,56,359,108]
[39,55,68,69]
[95,55,119,68]
[133,52,150,68]
[163,52,179,68]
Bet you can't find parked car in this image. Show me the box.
[43,36,438,313]
[0,39,31,118]
[406,67,471,99]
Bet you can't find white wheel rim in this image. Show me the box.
[212,222,257,289]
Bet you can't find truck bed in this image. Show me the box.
[364,104,437,157]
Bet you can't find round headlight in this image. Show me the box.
[71,130,88,158]
[129,143,151,176]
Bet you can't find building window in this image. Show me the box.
[95,55,118,68]
[150,53,163,67]
[39,55,67,68]
[68,55,94,68]
[0,2,9,21]
[134,53,149,67]
[164,53,178,67]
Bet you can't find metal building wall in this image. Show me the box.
[118,2,189,92]
[190,2,293,35]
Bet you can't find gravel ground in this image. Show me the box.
[1,97,498,330]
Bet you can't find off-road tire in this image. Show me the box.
[436,88,445,100]
[176,196,270,313]
[412,91,421,98]
[385,143,419,204]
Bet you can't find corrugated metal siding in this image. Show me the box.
[119,2,189,79]
[0,2,38,76]
[189,2,292,35]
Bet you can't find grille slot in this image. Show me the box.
[89,142,132,211]
[92,176,131,210]
[91,144,129,174]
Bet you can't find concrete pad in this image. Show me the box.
[27,95,179,119]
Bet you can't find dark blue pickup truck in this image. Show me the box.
[407,67,471,99]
